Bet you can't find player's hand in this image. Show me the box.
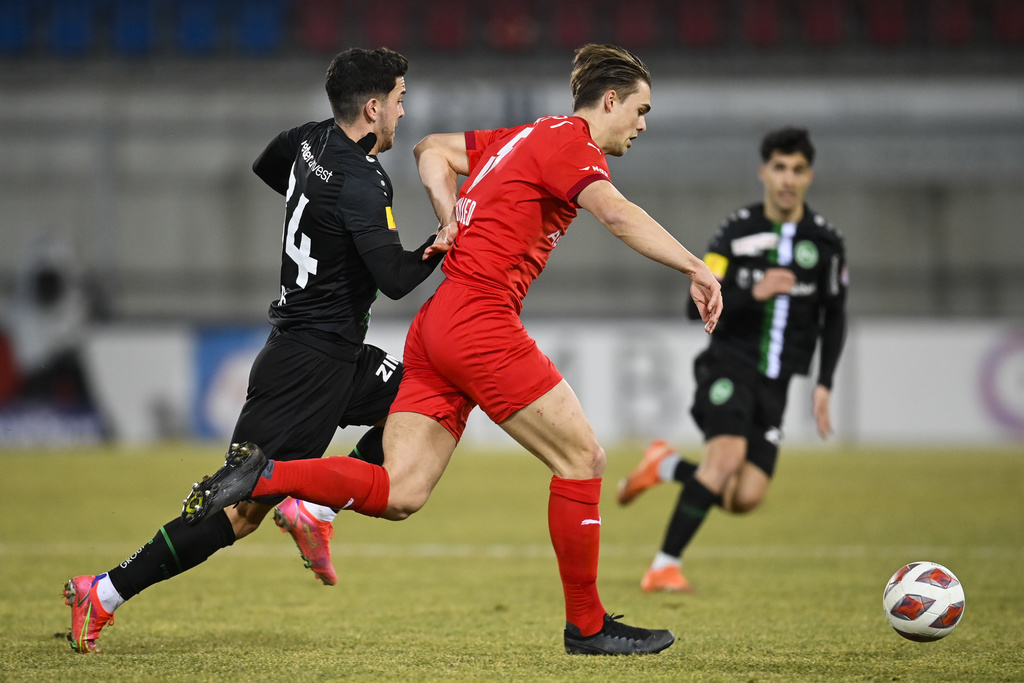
[752,268,797,301]
[423,222,458,260]
[813,384,833,439]
[689,265,723,334]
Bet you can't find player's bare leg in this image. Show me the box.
[379,411,458,520]
[720,461,770,514]
[499,379,675,655]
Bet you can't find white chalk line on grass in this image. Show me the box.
[3,541,1022,560]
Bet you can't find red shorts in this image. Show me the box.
[389,280,563,441]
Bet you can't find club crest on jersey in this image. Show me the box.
[794,240,819,268]
[709,378,734,405]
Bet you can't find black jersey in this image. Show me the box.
[252,120,407,356]
[693,202,847,387]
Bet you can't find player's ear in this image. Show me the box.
[603,89,616,113]
[364,97,380,123]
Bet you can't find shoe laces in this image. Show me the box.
[601,614,653,642]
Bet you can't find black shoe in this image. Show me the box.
[181,442,268,526]
[564,613,675,655]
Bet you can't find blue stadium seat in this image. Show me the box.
[176,0,222,55]
[48,0,99,56]
[112,0,158,56]
[235,0,286,55]
[0,0,33,55]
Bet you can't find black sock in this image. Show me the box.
[672,458,698,483]
[660,476,719,558]
[106,510,235,600]
[349,425,384,466]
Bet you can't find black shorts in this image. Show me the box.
[689,348,790,477]
[230,327,402,464]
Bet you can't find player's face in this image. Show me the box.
[376,77,406,154]
[604,81,651,157]
[759,151,814,218]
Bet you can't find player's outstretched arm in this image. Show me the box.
[577,180,722,332]
[414,133,470,260]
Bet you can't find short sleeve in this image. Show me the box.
[338,175,402,254]
[539,136,610,204]
[465,128,507,176]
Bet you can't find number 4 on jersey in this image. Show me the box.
[284,192,318,289]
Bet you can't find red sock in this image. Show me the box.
[548,476,606,636]
[251,457,389,517]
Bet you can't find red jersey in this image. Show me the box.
[441,116,611,308]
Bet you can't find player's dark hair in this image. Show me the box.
[570,44,651,111]
[760,127,815,165]
[326,47,408,124]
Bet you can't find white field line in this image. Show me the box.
[2,541,1022,560]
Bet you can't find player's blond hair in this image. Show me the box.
[570,44,651,112]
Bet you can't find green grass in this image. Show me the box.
[1,442,1022,681]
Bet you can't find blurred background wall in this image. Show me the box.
[1,0,1022,446]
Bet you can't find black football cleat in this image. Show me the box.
[181,442,268,526]
[564,613,675,655]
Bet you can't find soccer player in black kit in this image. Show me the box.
[63,47,448,653]
[617,127,848,593]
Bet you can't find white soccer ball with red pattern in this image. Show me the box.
[882,561,965,641]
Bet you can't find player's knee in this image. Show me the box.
[382,489,429,521]
[564,441,605,478]
[725,493,763,514]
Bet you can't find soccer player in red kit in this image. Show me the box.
[182,44,723,655]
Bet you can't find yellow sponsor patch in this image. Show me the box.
[704,252,729,278]
[385,206,397,230]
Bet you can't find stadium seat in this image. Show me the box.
[740,0,783,49]
[928,0,974,46]
[366,0,408,49]
[0,0,32,55]
[488,0,537,52]
[426,0,470,51]
[48,0,98,56]
[551,0,596,51]
[176,0,222,55]
[297,0,344,53]
[112,0,159,56]
[863,0,912,46]
[675,0,723,48]
[798,0,846,47]
[992,0,1024,45]
[611,0,658,50]
[235,0,286,55]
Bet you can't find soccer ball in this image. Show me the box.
[882,561,965,642]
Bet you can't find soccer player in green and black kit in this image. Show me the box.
[62,48,448,653]
[617,127,848,592]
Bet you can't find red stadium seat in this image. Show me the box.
[928,0,974,46]
[551,0,596,50]
[863,0,912,46]
[675,0,723,48]
[426,0,470,51]
[298,0,344,53]
[740,0,783,48]
[612,0,658,50]
[366,0,408,49]
[488,0,537,52]
[992,0,1024,45]
[799,0,846,47]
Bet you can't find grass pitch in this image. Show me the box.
[1,442,1022,681]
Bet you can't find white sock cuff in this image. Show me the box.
[651,551,682,571]
[302,501,338,523]
[658,454,681,483]
[95,573,125,613]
